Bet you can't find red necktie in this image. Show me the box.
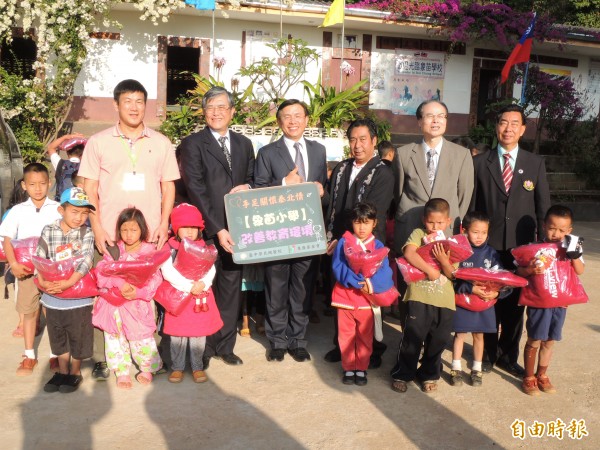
[502,153,513,193]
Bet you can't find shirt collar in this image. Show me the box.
[25,197,55,208]
[423,138,443,154]
[498,145,519,159]
[113,123,150,141]
[210,128,230,144]
[283,136,306,151]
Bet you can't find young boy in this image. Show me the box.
[46,133,87,200]
[390,198,456,393]
[0,163,61,375]
[331,202,394,386]
[516,205,585,396]
[36,187,96,393]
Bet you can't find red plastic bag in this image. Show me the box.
[0,241,6,262]
[454,268,528,290]
[511,243,588,308]
[154,283,193,316]
[98,247,171,287]
[32,255,80,281]
[34,270,99,299]
[365,286,400,307]
[343,242,389,278]
[98,287,129,307]
[173,238,217,279]
[396,234,473,284]
[11,236,39,271]
[455,293,497,312]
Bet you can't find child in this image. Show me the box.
[0,163,61,375]
[390,198,456,394]
[516,205,585,396]
[93,207,163,389]
[160,203,222,383]
[71,170,85,189]
[331,202,394,386]
[36,187,96,393]
[451,211,507,387]
[46,133,86,200]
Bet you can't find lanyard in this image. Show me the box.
[119,135,140,174]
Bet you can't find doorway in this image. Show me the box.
[166,46,200,105]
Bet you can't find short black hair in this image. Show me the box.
[276,99,309,120]
[544,205,574,224]
[66,145,84,158]
[416,100,448,120]
[423,198,450,217]
[496,104,527,125]
[377,140,395,159]
[351,202,377,223]
[347,118,377,140]
[23,163,49,178]
[116,207,150,243]
[114,79,148,103]
[451,136,475,150]
[462,211,490,230]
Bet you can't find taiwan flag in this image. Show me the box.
[501,13,537,84]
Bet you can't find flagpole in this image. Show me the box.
[280,0,283,38]
[212,9,215,76]
[338,0,345,92]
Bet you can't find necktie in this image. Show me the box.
[294,142,306,182]
[427,149,437,188]
[502,153,513,193]
[218,136,232,170]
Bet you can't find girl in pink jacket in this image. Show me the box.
[92,208,163,389]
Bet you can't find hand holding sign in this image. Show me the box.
[285,167,304,185]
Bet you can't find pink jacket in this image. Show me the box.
[92,241,162,340]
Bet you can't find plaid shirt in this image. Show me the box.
[36,220,95,276]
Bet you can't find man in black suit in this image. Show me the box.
[471,104,551,376]
[323,118,394,365]
[254,99,328,362]
[178,87,255,366]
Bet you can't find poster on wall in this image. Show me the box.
[370,50,445,115]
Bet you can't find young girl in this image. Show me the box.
[331,202,394,386]
[160,203,222,384]
[93,208,163,389]
[451,211,506,387]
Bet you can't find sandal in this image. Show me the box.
[421,381,438,393]
[136,372,153,385]
[391,380,408,393]
[12,326,23,338]
[240,328,251,337]
[116,375,132,390]
[168,370,184,383]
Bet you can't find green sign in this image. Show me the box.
[225,184,327,264]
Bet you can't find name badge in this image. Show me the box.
[123,172,145,191]
[56,243,73,261]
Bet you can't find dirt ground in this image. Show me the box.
[0,223,598,450]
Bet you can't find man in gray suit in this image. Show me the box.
[393,100,474,253]
[254,99,328,363]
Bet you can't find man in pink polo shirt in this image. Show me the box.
[79,79,180,378]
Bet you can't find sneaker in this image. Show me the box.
[92,361,110,380]
[522,376,541,396]
[537,375,557,394]
[49,357,59,372]
[193,370,208,383]
[470,370,483,387]
[59,374,83,393]
[44,373,66,393]
[450,370,463,386]
[16,357,38,376]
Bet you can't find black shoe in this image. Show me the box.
[59,374,83,393]
[324,348,341,363]
[342,371,355,385]
[354,371,368,386]
[369,354,382,369]
[215,353,243,365]
[266,349,286,362]
[92,361,110,380]
[482,361,493,373]
[44,373,66,393]
[202,355,211,370]
[288,347,311,362]
[496,360,525,377]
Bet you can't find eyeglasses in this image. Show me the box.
[204,105,232,113]
[422,113,448,121]
[498,119,523,129]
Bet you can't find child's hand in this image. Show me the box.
[190,280,206,296]
[472,285,499,300]
[120,283,137,300]
[529,259,546,275]
[326,239,338,256]
[36,276,51,291]
[432,243,451,264]
[425,267,441,281]
[11,262,32,279]
[358,280,372,294]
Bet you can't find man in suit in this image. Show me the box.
[178,87,255,367]
[323,118,394,365]
[393,100,474,254]
[471,104,551,376]
[254,99,328,362]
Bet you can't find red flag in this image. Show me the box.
[501,13,537,84]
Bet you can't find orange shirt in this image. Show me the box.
[78,124,180,241]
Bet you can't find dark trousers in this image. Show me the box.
[206,250,243,357]
[391,301,454,382]
[264,256,316,350]
[483,250,525,365]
